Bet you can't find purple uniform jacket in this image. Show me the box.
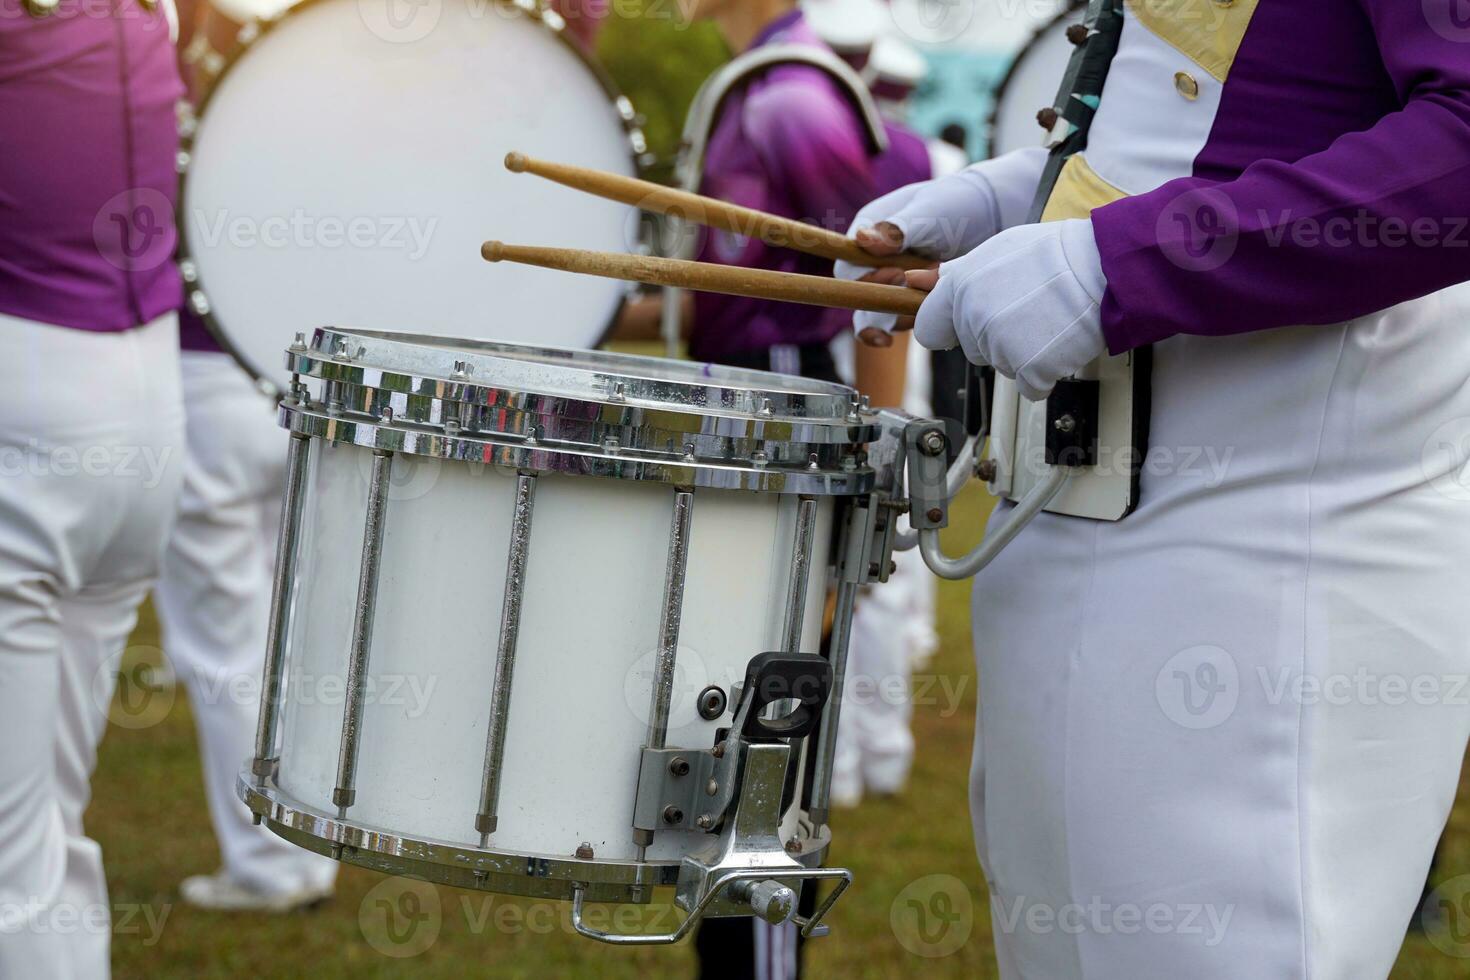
[1093,0,1470,352]
[0,0,184,333]
[873,119,933,201]
[689,12,889,362]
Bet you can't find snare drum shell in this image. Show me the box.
[276,440,832,860]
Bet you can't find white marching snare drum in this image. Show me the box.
[239,329,931,941]
[178,0,646,393]
[986,5,1081,158]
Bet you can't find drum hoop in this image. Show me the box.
[983,0,1086,159]
[281,400,876,495]
[312,376,881,448]
[175,0,650,397]
[300,327,866,425]
[239,774,832,903]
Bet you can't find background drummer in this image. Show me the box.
[155,0,340,915]
[0,1,186,976]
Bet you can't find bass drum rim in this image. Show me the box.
[983,0,1086,160]
[176,0,650,396]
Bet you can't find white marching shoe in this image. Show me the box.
[179,871,333,913]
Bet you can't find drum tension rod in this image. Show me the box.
[332,449,393,825]
[632,487,695,860]
[250,432,312,792]
[475,472,539,846]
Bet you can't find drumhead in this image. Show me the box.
[986,6,1081,158]
[180,0,644,392]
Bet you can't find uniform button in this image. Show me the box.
[1066,23,1089,46]
[1037,107,1059,130]
[1174,71,1200,100]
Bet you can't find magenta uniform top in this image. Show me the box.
[1093,0,1470,351]
[689,11,908,362]
[0,0,184,333]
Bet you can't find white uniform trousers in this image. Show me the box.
[0,312,184,980]
[154,352,337,897]
[971,286,1470,978]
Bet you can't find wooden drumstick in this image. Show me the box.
[481,241,926,317]
[504,152,933,272]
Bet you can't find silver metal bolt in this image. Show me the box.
[669,757,691,777]
[919,430,947,456]
[784,838,804,855]
[696,814,713,830]
[697,685,727,720]
[705,779,719,797]
[1054,414,1077,434]
[733,880,797,925]
[662,805,684,825]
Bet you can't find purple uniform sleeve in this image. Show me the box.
[743,75,878,236]
[1091,2,1470,353]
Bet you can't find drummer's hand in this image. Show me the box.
[851,266,927,347]
[836,148,1050,346]
[909,219,1108,402]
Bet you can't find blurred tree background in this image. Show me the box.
[597,1,730,184]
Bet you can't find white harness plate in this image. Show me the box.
[985,5,1144,521]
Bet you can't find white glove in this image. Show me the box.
[835,147,1048,338]
[913,219,1108,402]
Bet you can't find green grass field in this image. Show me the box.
[93,485,1470,977]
